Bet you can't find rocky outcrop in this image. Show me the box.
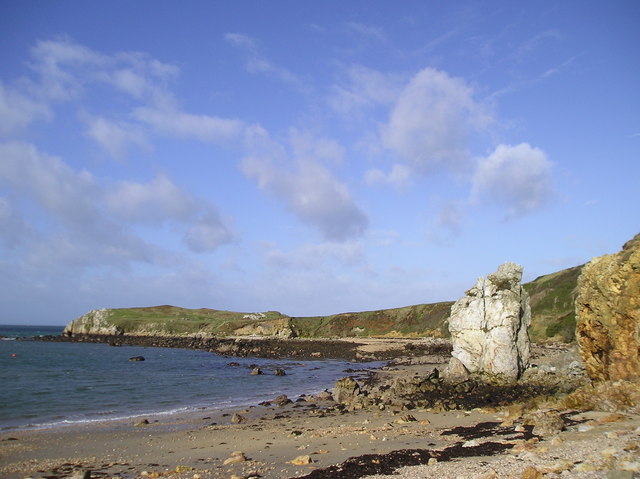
[230,317,295,338]
[575,233,640,382]
[447,263,531,383]
[63,309,123,336]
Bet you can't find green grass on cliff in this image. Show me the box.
[106,306,286,335]
[290,302,453,338]
[524,265,583,342]
[72,264,584,342]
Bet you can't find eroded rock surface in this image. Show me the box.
[575,233,640,382]
[447,262,531,383]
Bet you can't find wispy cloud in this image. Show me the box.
[224,32,308,92]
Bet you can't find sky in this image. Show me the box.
[1,1,639,325]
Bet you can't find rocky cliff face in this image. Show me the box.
[575,233,640,382]
[447,262,531,383]
[63,309,123,336]
[229,318,295,338]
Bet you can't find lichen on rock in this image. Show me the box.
[446,262,532,383]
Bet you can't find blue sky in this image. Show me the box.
[1,1,639,325]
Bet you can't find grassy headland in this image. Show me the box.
[65,264,583,342]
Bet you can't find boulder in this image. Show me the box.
[332,377,361,404]
[575,233,640,382]
[447,262,531,383]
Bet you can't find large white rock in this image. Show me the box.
[447,262,531,383]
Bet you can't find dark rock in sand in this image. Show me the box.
[273,394,292,406]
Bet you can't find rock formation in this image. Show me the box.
[447,262,531,383]
[63,309,123,336]
[575,233,640,382]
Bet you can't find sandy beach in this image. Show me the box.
[2,343,639,479]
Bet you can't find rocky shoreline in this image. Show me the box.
[32,333,453,362]
[2,342,638,479]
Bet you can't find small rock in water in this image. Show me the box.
[250,367,263,375]
[129,356,145,361]
[274,368,286,376]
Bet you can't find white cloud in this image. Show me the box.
[106,174,197,224]
[28,36,106,101]
[85,116,148,159]
[242,149,368,241]
[365,164,412,189]
[289,128,345,165]
[329,65,402,116]
[0,141,235,272]
[263,241,365,269]
[106,174,235,252]
[0,141,96,227]
[0,83,51,137]
[471,143,553,218]
[382,67,492,174]
[184,206,236,253]
[0,197,36,249]
[133,106,245,144]
[241,127,367,241]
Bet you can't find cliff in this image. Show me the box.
[575,233,640,382]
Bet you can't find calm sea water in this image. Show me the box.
[0,325,380,431]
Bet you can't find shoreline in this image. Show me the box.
[33,333,453,361]
[2,341,385,434]
[4,341,638,478]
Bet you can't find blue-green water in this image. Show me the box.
[0,325,379,431]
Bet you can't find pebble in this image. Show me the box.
[223,452,247,464]
[428,458,438,465]
[578,424,594,432]
[289,455,313,465]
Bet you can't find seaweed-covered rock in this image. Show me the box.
[447,263,531,383]
[575,233,640,382]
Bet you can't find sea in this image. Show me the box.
[0,325,382,431]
